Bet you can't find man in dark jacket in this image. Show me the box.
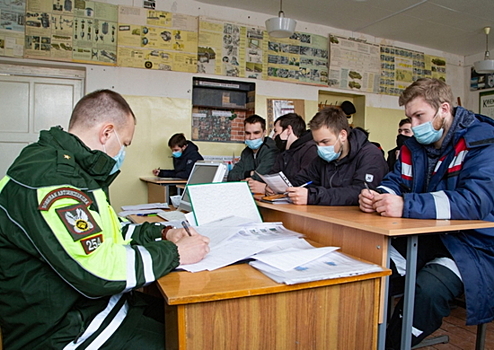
[359,78,494,349]
[386,117,413,171]
[153,133,204,179]
[248,113,318,194]
[0,90,210,349]
[287,107,388,205]
[227,114,278,182]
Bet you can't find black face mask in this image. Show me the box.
[396,134,411,148]
[274,134,287,151]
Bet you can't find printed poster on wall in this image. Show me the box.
[424,55,446,81]
[118,6,197,72]
[267,31,328,86]
[24,0,117,64]
[470,67,494,91]
[0,0,25,57]
[379,45,425,96]
[480,90,494,118]
[24,0,74,61]
[328,35,380,93]
[198,16,267,79]
[71,0,118,65]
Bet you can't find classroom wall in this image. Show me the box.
[2,0,479,211]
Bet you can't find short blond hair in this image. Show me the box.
[399,78,453,110]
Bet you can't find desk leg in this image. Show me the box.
[377,239,392,350]
[401,235,418,350]
[147,183,169,204]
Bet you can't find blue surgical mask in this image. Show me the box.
[245,137,264,150]
[412,112,443,145]
[317,139,342,163]
[105,130,126,175]
[172,151,182,158]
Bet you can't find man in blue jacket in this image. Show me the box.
[359,78,494,349]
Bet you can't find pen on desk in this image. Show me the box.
[181,220,192,236]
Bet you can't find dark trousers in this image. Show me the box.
[100,292,165,350]
[386,235,464,349]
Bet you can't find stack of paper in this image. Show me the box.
[178,218,304,273]
[250,246,385,285]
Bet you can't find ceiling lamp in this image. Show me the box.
[474,27,494,74]
[265,0,297,38]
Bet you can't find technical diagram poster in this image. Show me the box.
[25,0,74,60]
[0,0,25,57]
[72,0,118,64]
[24,0,117,64]
[379,45,422,96]
[266,31,328,86]
[328,35,380,93]
[198,17,266,79]
[117,6,197,72]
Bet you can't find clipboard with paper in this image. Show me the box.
[255,171,293,194]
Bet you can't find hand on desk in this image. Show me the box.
[359,189,404,217]
[172,226,210,265]
[247,178,267,194]
[286,186,308,205]
[152,168,160,176]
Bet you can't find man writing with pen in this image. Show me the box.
[287,106,388,205]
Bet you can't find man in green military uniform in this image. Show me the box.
[0,90,210,349]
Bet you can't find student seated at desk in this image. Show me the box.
[248,113,318,194]
[152,133,203,179]
[227,114,279,182]
[0,90,210,350]
[287,106,388,205]
[359,78,494,349]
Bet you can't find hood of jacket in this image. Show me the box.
[7,126,118,190]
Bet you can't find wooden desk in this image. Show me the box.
[139,177,187,204]
[157,263,389,350]
[255,202,494,350]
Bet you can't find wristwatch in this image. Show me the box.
[161,225,175,240]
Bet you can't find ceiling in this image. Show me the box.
[197,0,494,57]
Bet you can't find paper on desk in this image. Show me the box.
[121,203,169,211]
[118,209,168,217]
[250,251,385,285]
[158,211,186,221]
[187,182,262,225]
[179,238,277,272]
[179,222,304,272]
[256,171,292,194]
[252,246,339,271]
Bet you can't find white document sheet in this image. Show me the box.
[186,182,262,225]
[252,246,339,271]
[121,203,169,211]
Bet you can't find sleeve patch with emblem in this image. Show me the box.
[80,234,104,255]
[56,203,102,241]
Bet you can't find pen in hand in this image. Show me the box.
[364,181,372,195]
[284,181,313,194]
[181,220,192,236]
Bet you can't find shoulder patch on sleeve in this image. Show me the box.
[39,187,93,211]
[56,203,102,241]
[80,234,104,255]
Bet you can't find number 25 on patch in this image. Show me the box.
[81,234,104,255]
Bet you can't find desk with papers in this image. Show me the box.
[255,201,494,350]
[139,176,187,204]
[157,260,389,350]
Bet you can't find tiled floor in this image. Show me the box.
[418,306,494,350]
